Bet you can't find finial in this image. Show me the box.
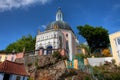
[58,7,61,10]
[56,7,63,21]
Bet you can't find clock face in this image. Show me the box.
[54,24,59,30]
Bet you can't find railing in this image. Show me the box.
[66,56,99,80]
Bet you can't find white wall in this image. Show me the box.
[36,30,65,55]
[36,30,60,51]
[9,74,16,80]
[36,29,79,61]
[87,57,113,66]
[9,74,28,80]
[0,73,28,80]
[20,76,28,80]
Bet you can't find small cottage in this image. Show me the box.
[0,60,29,80]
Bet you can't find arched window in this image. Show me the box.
[66,34,68,37]
[11,56,14,61]
[59,36,62,49]
[16,76,21,80]
[46,46,53,54]
[66,40,69,55]
[39,47,44,55]
[117,38,120,45]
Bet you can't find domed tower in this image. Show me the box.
[46,8,73,31]
[35,8,79,61]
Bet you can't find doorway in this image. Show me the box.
[3,73,10,80]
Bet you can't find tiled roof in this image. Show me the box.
[0,60,29,76]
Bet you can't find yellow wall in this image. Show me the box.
[109,31,120,65]
[74,59,78,69]
[0,54,7,62]
[76,47,88,55]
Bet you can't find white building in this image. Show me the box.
[35,8,79,61]
[0,60,28,80]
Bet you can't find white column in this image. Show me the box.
[68,32,73,61]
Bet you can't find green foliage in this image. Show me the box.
[0,50,5,53]
[75,53,86,59]
[27,78,33,80]
[79,44,90,54]
[93,64,120,80]
[84,76,91,80]
[27,63,32,67]
[52,51,62,59]
[52,51,68,60]
[111,59,116,65]
[77,24,110,53]
[35,61,41,70]
[5,34,36,52]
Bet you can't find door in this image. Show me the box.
[3,73,10,80]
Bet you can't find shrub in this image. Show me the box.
[52,51,62,59]
[84,76,91,80]
[75,53,85,59]
[27,63,32,67]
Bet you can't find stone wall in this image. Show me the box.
[16,54,67,80]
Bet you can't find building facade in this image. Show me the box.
[35,8,79,61]
[0,53,24,62]
[0,60,28,80]
[109,31,120,65]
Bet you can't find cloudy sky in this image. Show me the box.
[0,0,120,50]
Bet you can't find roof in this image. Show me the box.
[46,21,73,31]
[0,60,29,76]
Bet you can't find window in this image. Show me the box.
[5,56,7,60]
[54,34,56,38]
[66,40,69,55]
[3,74,10,80]
[39,47,44,55]
[16,76,21,80]
[115,38,120,46]
[118,50,120,56]
[117,38,120,45]
[66,41,69,50]
[66,34,68,37]
[46,46,53,54]
[59,36,62,49]
[11,56,14,61]
[23,77,25,80]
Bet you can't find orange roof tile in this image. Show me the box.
[0,60,29,76]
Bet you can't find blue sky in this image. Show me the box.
[0,0,120,50]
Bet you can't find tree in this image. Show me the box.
[5,34,36,52]
[77,24,110,53]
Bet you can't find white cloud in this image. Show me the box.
[41,25,47,29]
[0,0,51,12]
[112,4,120,11]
